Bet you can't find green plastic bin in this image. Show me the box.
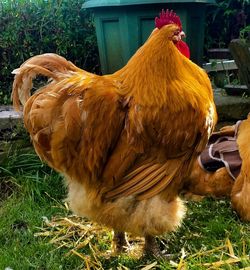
[83,0,215,74]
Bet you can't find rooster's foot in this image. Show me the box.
[144,235,173,259]
[144,235,162,258]
[112,231,130,253]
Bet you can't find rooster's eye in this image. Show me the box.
[174,31,180,35]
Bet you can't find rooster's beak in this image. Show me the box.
[172,30,186,43]
[180,31,186,38]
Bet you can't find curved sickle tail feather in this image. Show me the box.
[11,53,80,111]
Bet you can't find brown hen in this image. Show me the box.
[184,116,250,222]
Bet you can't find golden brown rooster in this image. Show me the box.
[184,115,250,222]
[12,10,217,256]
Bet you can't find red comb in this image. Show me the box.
[155,9,182,30]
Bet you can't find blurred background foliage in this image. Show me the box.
[0,0,249,104]
[0,0,99,104]
[205,0,250,50]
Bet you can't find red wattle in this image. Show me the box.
[175,40,190,59]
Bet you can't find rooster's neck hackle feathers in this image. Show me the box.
[115,24,181,106]
[114,24,213,110]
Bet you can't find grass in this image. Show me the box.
[0,141,250,269]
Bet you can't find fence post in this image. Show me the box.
[229,39,250,91]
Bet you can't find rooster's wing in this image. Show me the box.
[105,97,216,200]
[23,75,127,182]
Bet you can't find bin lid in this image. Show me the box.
[83,0,215,8]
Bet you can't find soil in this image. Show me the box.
[0,178,17,203]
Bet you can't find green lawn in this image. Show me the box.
[0,142,250,269]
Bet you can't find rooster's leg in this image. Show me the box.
[144,235,162,257]
[112,231,129,253]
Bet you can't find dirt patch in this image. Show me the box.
[0,178,19,203]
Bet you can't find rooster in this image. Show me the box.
[12,10,217,256]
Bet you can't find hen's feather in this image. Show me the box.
[231,115,250,221]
